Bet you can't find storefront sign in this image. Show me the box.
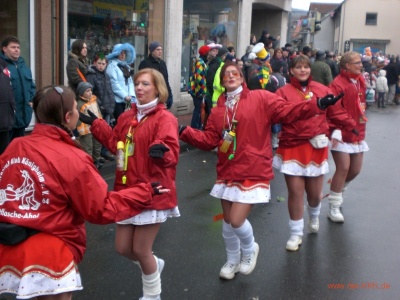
[68,0,93,16]
[93,1,132,20]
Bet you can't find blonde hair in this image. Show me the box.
[133,68,169,103]
[339,51,360,70]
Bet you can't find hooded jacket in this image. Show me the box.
[376,70,389,93]
[86,65,115,115]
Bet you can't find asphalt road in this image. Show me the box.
[1,104,399,300]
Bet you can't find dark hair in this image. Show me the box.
[228,46,235,53]
[71,39,86,57]
[219,61,243,84]
[93,54,107,63]
[1,36,20,53]
[33,85,79,143]
[271,60,283,72]
[290,55,311,70]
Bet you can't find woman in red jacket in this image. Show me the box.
[0,86,167,299]
[273,55,353,251]
[180,62,341,280]
[82,68,179,300]
[327,51,369,223]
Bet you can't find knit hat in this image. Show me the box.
[250,42,270,61]
[149,41,162,53]
[77,82,93,96]
[217,47,229,57]
[198,45,210,56]
[106,43,136,64]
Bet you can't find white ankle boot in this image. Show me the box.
[328,192,344,222]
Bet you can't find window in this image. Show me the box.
[365,13,377,25]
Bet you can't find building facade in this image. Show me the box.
[1,0,291,116]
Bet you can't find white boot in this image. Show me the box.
[328,191,344,222]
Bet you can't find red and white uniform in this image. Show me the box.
[273,78,355,176]
[91,102,180,223]
[180,83,326,203]
[0,124,154,298]
[328,70,369,153]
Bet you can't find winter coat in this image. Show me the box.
[383,62,399,85]
[106,59,136,104]
[90,103,179,210]
[180,83,326,181]
[66,52,89,93]
[0,124,154,263]
[139,55,173,100]
[276,79,354,148]
[86,66,115,115]
[0,53,35,129]
[188,56,208,98]
[0,58,15,131]
[207,57,223,99]
[329,70,367,143]
[76,95,102,136]
[311,59,333,86]
[376,70,389,93]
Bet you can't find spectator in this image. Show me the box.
[86,54,116,161]
[325,51,340,79]
[66,39,89,95]
[246,43,275,92]
[188,45,210,129]
[139,41,173,109]
[250,34,257,45]
[0,36,35,141]
[0,56,15,154]
[270,48,289,80]
[241,45,254,83]
[383,57,399,105]
[302,46,312,58]
[0,85,167,300]
[376,69,389,108]
[106,43,136,122]
[212,47,230,107]
[311,50,333,86]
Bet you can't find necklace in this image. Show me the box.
[296,86,313,100]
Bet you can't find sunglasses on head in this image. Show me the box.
[53,86,64,106]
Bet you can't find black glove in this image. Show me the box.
[79,110,97,125]
[352,128,359,136]
[178,125,187,135]
[148,144,170,158]
[317,93,344,109]
[151,182,162,195]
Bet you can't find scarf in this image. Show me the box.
[136,98,158,121]
[226,86,242,110]
[340,70,366,90]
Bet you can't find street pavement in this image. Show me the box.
[1,105,399,300]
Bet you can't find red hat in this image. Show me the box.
[198,45,210,56]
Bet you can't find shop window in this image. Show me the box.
[67,0,165,72]
[181,0,239,92]
[0,0,31,66]
[365,13,377,26]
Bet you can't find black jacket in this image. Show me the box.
[0,58,15,131]
[138,55,173,103]
[86,66,115,115]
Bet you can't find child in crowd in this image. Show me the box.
[376,69,389,108]
[86,55,116,161]
[76,82,103,168]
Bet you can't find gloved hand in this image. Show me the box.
[79,110,97,125]
[148,144,170,158]
[150,182,170,195]
[178,125,187,135]
[352,128,359,136]
[317,93,344,109]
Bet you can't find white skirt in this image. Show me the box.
[329,140,369,153]
[273,155,329,177]
[210,180,271,204]
[117,207,180,225]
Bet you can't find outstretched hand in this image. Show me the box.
[317,93,344,109]
[79,110,98,125]
[148,144,170,158]
[151,182,170,195]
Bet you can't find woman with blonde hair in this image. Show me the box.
[80,68,179,300]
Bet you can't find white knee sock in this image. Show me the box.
[307,203,321,219]
[328,191,343,206]
[232,219,254,256]
[289,219,304,236]
[142,271,161,298]
[222,221,240,264]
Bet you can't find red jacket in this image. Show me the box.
[91,103,179,210]
[180,84,326,181]
[328,70,366,143]
[276,80,355,147]
[0,124,154,263]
